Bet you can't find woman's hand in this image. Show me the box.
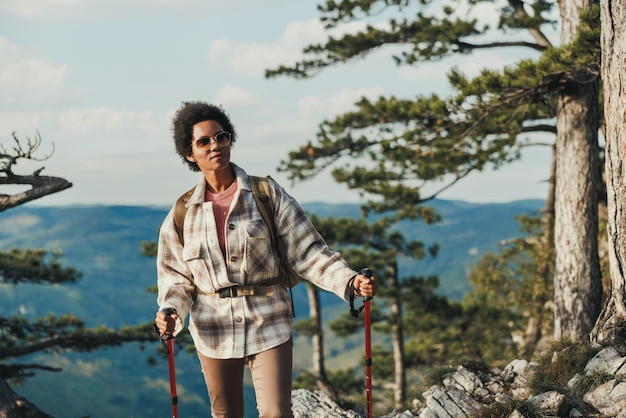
[353,274,378,298]
[154,309,179,336]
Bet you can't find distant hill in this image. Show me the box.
[0,199,543,417]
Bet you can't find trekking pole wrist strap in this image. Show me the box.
[349,275,363,318]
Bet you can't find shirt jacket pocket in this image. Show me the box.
[182,240,221,292]
[243,219,277,277]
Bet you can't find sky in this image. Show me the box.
[0,0,557,208]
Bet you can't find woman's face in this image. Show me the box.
[187,120,231,173]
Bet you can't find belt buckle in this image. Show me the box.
[219,286,237,298]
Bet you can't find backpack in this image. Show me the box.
[172,175,300,289]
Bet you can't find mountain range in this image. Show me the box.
[0,198,543,417]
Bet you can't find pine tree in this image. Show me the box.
[0,133,157,416]
[466,214,554,357]
[266,0,603,341]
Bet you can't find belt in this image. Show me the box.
[198,284,276,298]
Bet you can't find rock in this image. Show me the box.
[583,380,626,417]
[379,410,415,418]
[584,347,626,375]
[501,359,536,399]
[291,389,363,418]
[501,359,533,383]
[528,391,570,416]
[290,344,626,418]
[417,409,438,418]
[419,385,482,417]
[566,373,582,389]
[443,366,483,394]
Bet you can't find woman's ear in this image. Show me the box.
[186,155,196,162]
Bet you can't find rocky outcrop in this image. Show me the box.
[292,389,363,418]
[413,347,626,417]
[293,346,626,418]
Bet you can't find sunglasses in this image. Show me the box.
[194,131,232,149]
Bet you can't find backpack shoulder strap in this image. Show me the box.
[249,176,277,249]
[250,175,298,313]
[173,186,196,245]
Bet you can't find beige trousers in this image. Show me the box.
[197,338,294,418]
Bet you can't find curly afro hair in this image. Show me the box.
[171,101,237,172]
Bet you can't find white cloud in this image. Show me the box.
[0,36,17,54]
[58,107,152,133]
[63,356,112,378]
[208,18,369,77]
[0,0,81,18]
[0,0,302,21]
[0,36,68,105]
[213,84,260,109]
[298,87,385,118]
[207,39,231,63]
[0,0,273,20]
[0,109,58,135]
[207,19,318,78]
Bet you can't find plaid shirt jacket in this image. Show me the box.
[157,163,357,359]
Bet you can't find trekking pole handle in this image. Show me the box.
[360,268,374,302]
[161,308,176,341]
[349,268,375,318]
[360,268,373,278]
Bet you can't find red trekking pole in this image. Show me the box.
[160,308,179,418]
[361,268,374,418]
[350,268,375,418]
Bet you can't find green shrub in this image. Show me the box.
[423,365,456,387]
[471,398,546,418]
[571,369,612,398]
[530,340,602,393]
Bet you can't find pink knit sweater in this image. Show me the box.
[205,180,238,258]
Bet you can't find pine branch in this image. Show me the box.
[0,326,158,359]
[0,363,62,380]
[508,0,554,48]
[456,40,547,52]
[521,124,557,134]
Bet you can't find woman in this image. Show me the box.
[154,101,378,418]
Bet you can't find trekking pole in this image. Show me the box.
[360,268,374,418]
[160,308,179,418]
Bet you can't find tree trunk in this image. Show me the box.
[306,283,336,398]
[0,175,72,212]
[553,0,602,341]
[590,0,626,347]
[0,378,53,418]
[388,262,406,409]
[0,132,72,211]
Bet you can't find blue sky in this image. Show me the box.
[0,0,555,207]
